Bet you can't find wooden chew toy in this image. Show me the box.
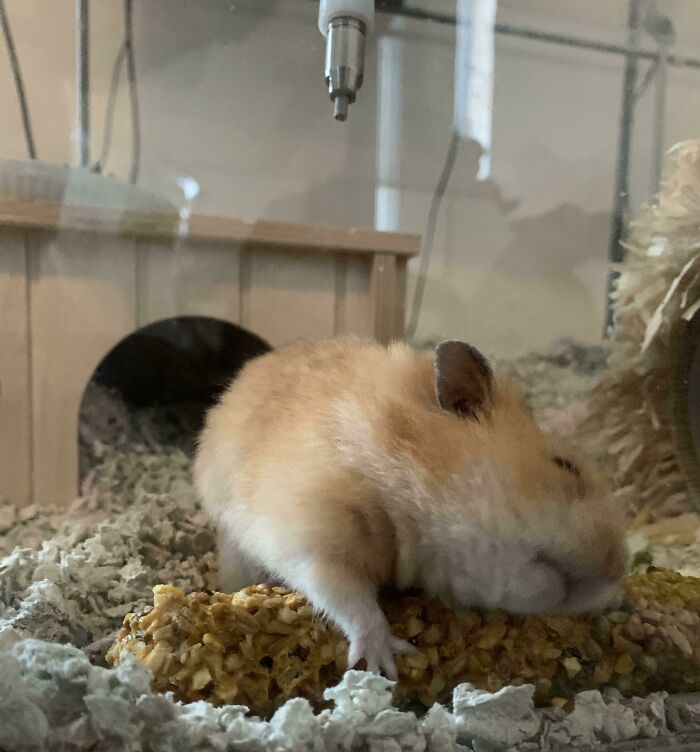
[106,569,700,717]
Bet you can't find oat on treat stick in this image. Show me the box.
[106,569,700,717]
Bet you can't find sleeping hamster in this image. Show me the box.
[194,338,626,679]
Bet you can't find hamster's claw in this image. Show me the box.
[391,636,416,655]
[347,632,415,681]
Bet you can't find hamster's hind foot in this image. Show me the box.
[347,628,415,680]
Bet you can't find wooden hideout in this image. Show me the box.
[0,196,419,509]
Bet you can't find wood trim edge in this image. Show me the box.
[0,197,421,258]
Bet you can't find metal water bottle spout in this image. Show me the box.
[318,0,374,122]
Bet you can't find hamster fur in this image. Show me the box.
[194,337,626,679]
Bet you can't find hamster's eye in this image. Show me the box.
[552,456,580,478]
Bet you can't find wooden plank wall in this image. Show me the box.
[248,250,337,344]
[135,240,242,327]
[28,231,137,505]
[0,229,32,507]
[132,241,376,345]
[1,230,407,508]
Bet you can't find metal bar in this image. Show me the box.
[376,4,455,27]
[650,47,669,195]
[124,0,140,184]
[494,22,700,70]
[76,0,89,168]
[373,3,700,70]
[375,16,405,232]
[0,0,36,158]
[605,0,642,333]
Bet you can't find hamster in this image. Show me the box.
[194,337,626,680]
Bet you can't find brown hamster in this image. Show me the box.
[194,338,626,679]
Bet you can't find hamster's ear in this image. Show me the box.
[434,340,493,420]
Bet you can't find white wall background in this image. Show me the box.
[1,0,699,356]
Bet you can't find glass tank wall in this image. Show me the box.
[1,1,698,354]
[4,4,700,745]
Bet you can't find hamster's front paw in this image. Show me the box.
[347,627,414,681]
